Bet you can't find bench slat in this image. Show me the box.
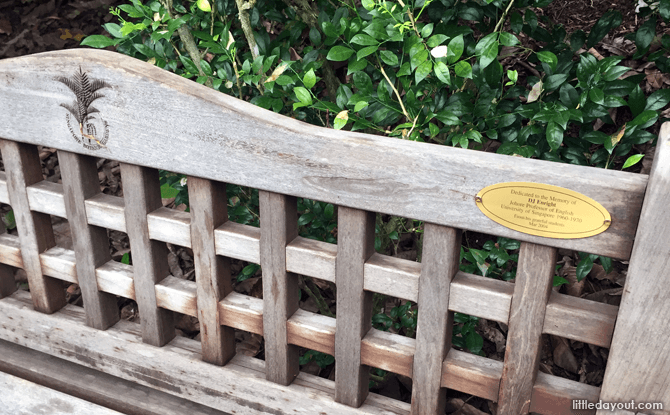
[189,177,235,365]
[120,164,175,346]
[260,191,300,385]
[335,207,376,407]
[0,139,66,312]
[497,243,556,414]
[60,151,119,329]
[411,224,461,414]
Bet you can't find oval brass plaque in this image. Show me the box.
[475,182,611,239]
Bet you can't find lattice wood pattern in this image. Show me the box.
[0,50,669,415]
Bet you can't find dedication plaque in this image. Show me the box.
[475,182,611,239]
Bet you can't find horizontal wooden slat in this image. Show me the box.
[449,272,514,323]
[286,236,336,282]
[442,349,503,402]
[544,291,618,348]
[26,180,66,217]
[147,207,191,247]
[361,328,415,378]
[286,308,336,356]
[95,261,135,300]
[85,194,126,233]
[155,275,197,317]
[530,372,600,415]
[0,49,646,259]
[214,221,260,263]
[0,290,409,415]
[40,246,77,283]
[219,292,263,335]
[0,233,23,268]
[364,253,420,302]
[0,370,125,415]
[0,171,8,203]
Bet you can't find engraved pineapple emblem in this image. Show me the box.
[57,67,110,150]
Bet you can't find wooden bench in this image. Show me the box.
[0,49,668,415]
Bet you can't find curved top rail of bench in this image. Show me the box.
[0,49,653,259]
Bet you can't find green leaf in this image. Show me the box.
[627,85,646,117]
[499,32,519,46]
[475,33,498,69]
[645,89,670,111]
[661,0,670,20]
[434,61,451,85]
[622,154,644,169]
[103,23,123,38]
[421,23,434,38]
[354,101,368,112]
[543,74,568,90]
[415,61,433,84]
[510,11,523,33]
[586,10,622,48]
[304,69,316,89]
[334,110,348,130]
[536,51,557,72]
[447,35,464,64]
[559,83,579,108]
[603,65,630,82]
[351,34,378,46]
[465,330,483,354]
[427,34,448,48]
[629,110,658,128]
[636,16,657,52]
[160,183,179,198]
[454,61,472,78]
[379,50,399,66]
[576,255,594,281]
[121,252,130,265]
[347,58,368,75]
[357,45,378,60]
[362,0,375,10]
[324,204,335,219]
[275,75,294,86]
[410,49,428,71]
[327,46,354,61]
[309,27,321,45]
[179,56,199,74]
[298,212,315,226]
[546,121,563,151]
[589,88,605,105]
[525,9,538,30]
[570,30,586,52]
[196,0,211,12]
[295,86,313,105]
[436,110,460,125]
[80,35,118,48]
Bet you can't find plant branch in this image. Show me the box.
[493,0,516,33]
[300,276,335,318]
[377,57,410,122]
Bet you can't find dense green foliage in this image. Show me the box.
[81,0,670,363]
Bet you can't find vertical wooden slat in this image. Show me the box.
[59,151,119,330]
[259,190,299,385]
[121,163,174,346]
[497,242,556,415]
[0,140,65,312]
[335,207,376,407]
[597,122,670,415]
[411,224,461,415]
[0,219,16,298]
[188,177,235,365]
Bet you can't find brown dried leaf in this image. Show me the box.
[236,332,263,356]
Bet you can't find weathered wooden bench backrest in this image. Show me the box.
[0,50,668,415]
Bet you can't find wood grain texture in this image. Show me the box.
[598,122,670,415]
[442,349,503,402]
[361,328,415,378]
[411,224,461,415]
[259,191,300,385]
[449,272,513,323]
[0,49,647,260]
[0,370,125,415]
[0,171,8,203]
[530,371,600,415]
[156,275,197,317]
[286,236,337,282]
[26,180,66,217]
[497,243,557,415]
[120,163,174,346]
[219,292,263,335]
[0,339,232,415]
[188,177,234,365]
[59,150,119,330]
[543,290,618,348]
[40,246,77,283]
[148,207,191,247]
[335,207,376,407]
[0,290,407,415]
[84,193,126,232]
[96,260,135,300]
[0,139,66,313]
[364,253,420,302]
[287,308,336,356]
[214,221,260,263]
[0,233,23,268]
